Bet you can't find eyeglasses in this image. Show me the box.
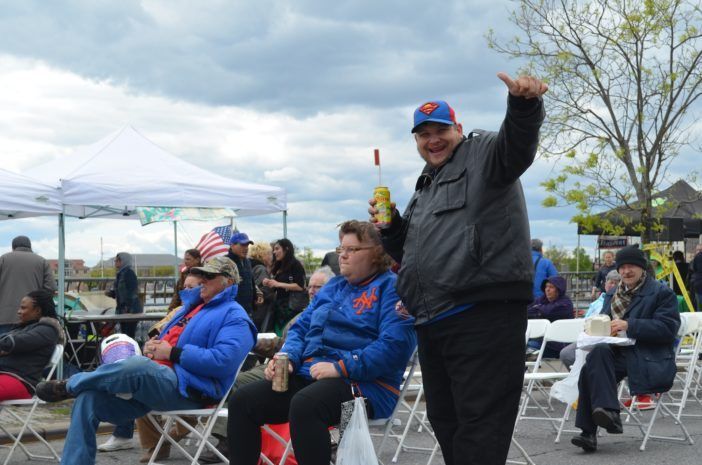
[198,271,222,281]
[335,245,376,255]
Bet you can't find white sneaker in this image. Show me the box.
[97,435,134,452]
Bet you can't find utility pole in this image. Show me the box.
[100,237,104,278]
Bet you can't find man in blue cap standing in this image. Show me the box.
[370,73,547,465]
[227,232,257,317]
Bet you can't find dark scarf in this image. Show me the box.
[610,272,647,320]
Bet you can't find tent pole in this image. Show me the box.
[575,233,580,312]
[174,221,179,281]
[57,212,66,379]
[283,210,288,238]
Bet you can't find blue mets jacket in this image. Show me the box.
[282,271,417,419]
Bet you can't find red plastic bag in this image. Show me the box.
[259,423,298,465]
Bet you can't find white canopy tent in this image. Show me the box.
[24,126,287,328]
[0,168,62,219]
[29,126,286,217]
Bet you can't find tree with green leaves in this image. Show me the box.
[297,247,322,277]
[488,0,702,242]
[544,244,570,270]
[568,247,594,272]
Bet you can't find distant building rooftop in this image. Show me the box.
[95,254,180,269]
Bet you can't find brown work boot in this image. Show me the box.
[35,380,72,402]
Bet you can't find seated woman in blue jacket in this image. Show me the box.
[227,220,417,465]
[0,289,62,401]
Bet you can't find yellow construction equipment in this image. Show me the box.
[642,243,695,312]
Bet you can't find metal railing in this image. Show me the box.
[61,271,601,310]
[559,271,598,310]
[63,277,176,308]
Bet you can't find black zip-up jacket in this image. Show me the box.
[381,95,544,324]
[0,317,63,390]
[228,251,255,315]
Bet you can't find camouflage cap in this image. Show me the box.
[190,256,240,283]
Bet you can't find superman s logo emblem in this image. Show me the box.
[419,102,440,115]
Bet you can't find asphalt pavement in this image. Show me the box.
[2,397,702,464]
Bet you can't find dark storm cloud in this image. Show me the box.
[0,0,516,114]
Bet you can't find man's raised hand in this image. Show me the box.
[497,72,548,99]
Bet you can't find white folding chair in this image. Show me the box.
[388,380,438,463]
[631,312,700,450]
[371,349,424,463]
[506,437,537,465]
[525,319,550,373]
[518,319,585,432]
[146,357,247,465]
[0,344,64,465]
[667,313,702,418]
[259,350,421,465]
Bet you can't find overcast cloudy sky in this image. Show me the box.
[0,0,698,266]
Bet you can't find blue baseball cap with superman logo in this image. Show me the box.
[411,100,457,133]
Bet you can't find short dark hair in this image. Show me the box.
[338,220,391,272]
[185,248,202,263]
[12,235,31,250]
[26,289,57,319]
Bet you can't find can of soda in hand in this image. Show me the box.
[272,352,289,392]
[374,186,392,229]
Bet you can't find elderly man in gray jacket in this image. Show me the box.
[0,236,56,334]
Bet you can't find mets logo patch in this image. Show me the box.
[353,287,378,315]
[419,102,440,115]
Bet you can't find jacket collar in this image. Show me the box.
[180,284,239,309]
[603,275,656,317]
[631,275,656,296]
[415,137,467,192]
[622,276,656,316]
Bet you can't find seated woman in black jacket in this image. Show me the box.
[0,289,63,401]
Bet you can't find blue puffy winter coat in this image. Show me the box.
[282,271,417,419]
[159,285,257,402]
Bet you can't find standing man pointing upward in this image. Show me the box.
[370,73,547,465]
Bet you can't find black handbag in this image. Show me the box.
[288,289,309,313]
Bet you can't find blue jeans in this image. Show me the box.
[61,356,202,465]
[112,422,134,439]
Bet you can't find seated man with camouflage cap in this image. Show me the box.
[36,256,257,465]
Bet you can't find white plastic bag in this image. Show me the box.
[550,348,587,404]
[336,397,379,465]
